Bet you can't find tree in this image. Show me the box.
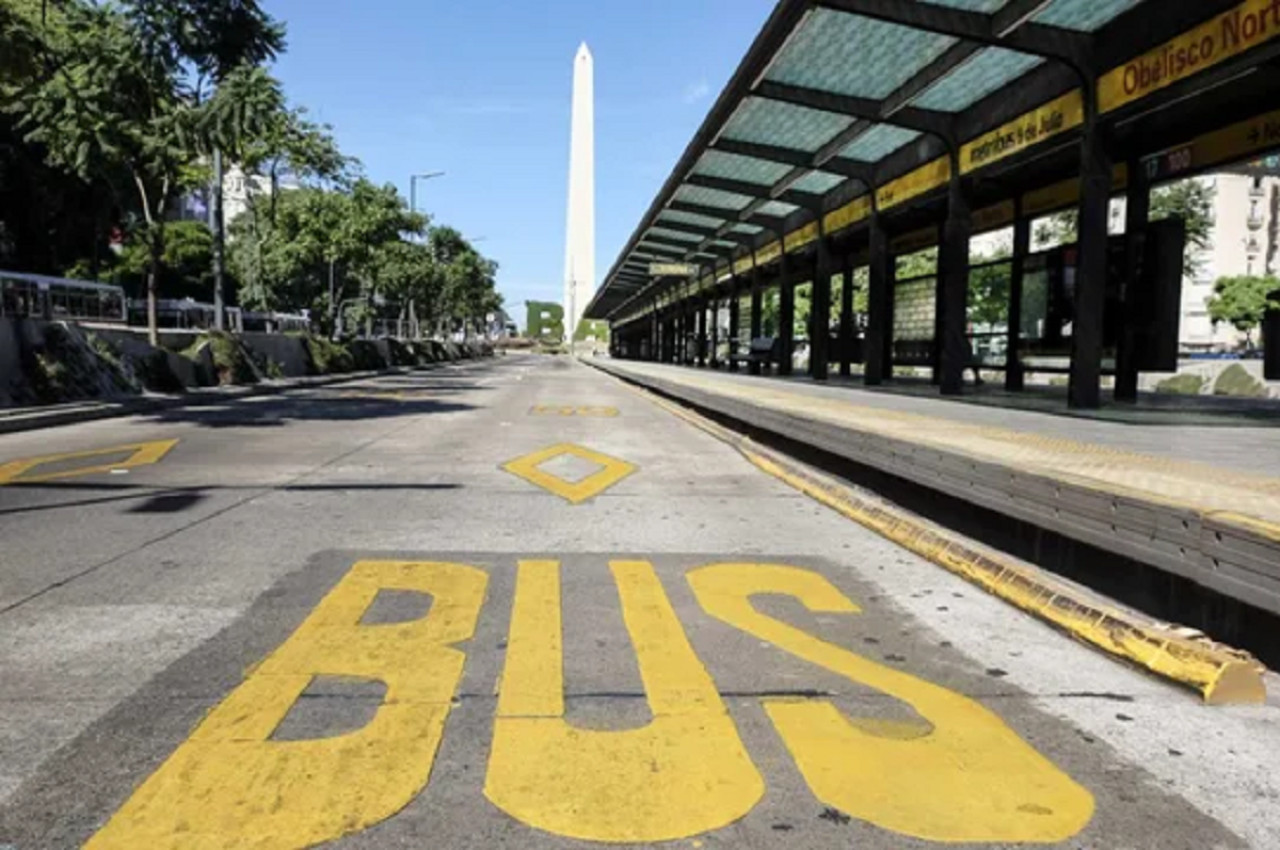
[1034,178,1214,276]
[120,0,287,329]
[12,2,199,343]
[1206,275,1280,348]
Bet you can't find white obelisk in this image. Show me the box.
[563,42,595,341]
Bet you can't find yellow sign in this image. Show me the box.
[688,563,1095,843]
[973,200,1016,234]
[961,91,1085,175]
[784,221,819,252]
[529,405,620,417]
[86,560,488,850]
[823,195,872,235]
[1020,164,1129,218]
[891,226,940,256]
[485,559,764,843]
[1099,0,1280,113]
[877,157,950,211]
[1163,106,1280,175]
[0,439,178,485]
[732,255,754,276]
[502,443,636,504]
[754,240,783,267]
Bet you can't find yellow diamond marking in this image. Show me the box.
[0,439,179,485]
[502,443,636,504]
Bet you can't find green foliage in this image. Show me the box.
[187,330,257,384]
[527,301,565,340]
[1213,363,1266,397]
[1155,373,1206,395]
[1206,275,1280,347]
[1035,178,1214,276]
[574,319,610,342]
[303,335,354,375]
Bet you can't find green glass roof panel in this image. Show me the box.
[693,150,794,186]
[648,227,703,243]
[913,47,1043,112]
[1034,0,1139,31]
[758,200,799,217]
[918,0,1009,9]
[790,170,846,194]
[765,8,956,100]
[710,239,739,248]
[659,208,726,229]
[675,184,755,211]
[841,124,920,161]
[729,222,764,235]
[721,97,854,153]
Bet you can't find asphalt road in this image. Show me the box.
[1,353,1277,849]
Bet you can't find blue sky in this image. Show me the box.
[268,0,777,322]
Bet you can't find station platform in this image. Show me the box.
[591,358,1280,620]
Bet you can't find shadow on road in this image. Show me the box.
[0,481,462,517]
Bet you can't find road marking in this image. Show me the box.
[529,405,620,417]
[85,560,488,850]
[688,563,1095,844]
[502,443,636,504]
[484,559,763,843]
[0,439,178,485]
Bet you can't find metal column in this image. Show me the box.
[866,208,891,386]
[939,164,971,395]
[728,275,741,372]
[749,269,764,376]
[1069,91,1112,409]
[838,251,854,378]
[1116,157,1151,403]
[809,237,833,381]
[1006,203,1029,391]
[778,249,795,377]
[695,296,707,367]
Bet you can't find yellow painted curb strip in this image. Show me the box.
[618,378,1265,706]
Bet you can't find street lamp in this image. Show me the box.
[410,171,445,217]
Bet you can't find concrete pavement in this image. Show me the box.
[1,354,1277,848]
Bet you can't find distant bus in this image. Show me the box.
[0,271,127,323]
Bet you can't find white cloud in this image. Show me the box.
[682,80,711,105]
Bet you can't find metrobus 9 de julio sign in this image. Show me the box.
[1099,0,1280,114]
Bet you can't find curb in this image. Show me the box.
[0,363,469,436]
[599,364,1266,706]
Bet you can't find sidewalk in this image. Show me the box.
[0,367,413,435]
[592,359,1280,617]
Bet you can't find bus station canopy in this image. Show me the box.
[586,0,1280,324]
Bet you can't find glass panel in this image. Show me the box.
[648,227,703,243]
[1033,0,1140,31]
[841,125,920,161]
[692,150,794,186]
[893,276,936,365]
[721,97,854,153]
[758,200,799,217]
[790,171,846,194]
[729,222,764,235]
[766,8,956,100]
[918,0,1009,10]
[969,260,1011,368]
[913,47,1043,112]
[675,184,755,211]
[659,209,726,229]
